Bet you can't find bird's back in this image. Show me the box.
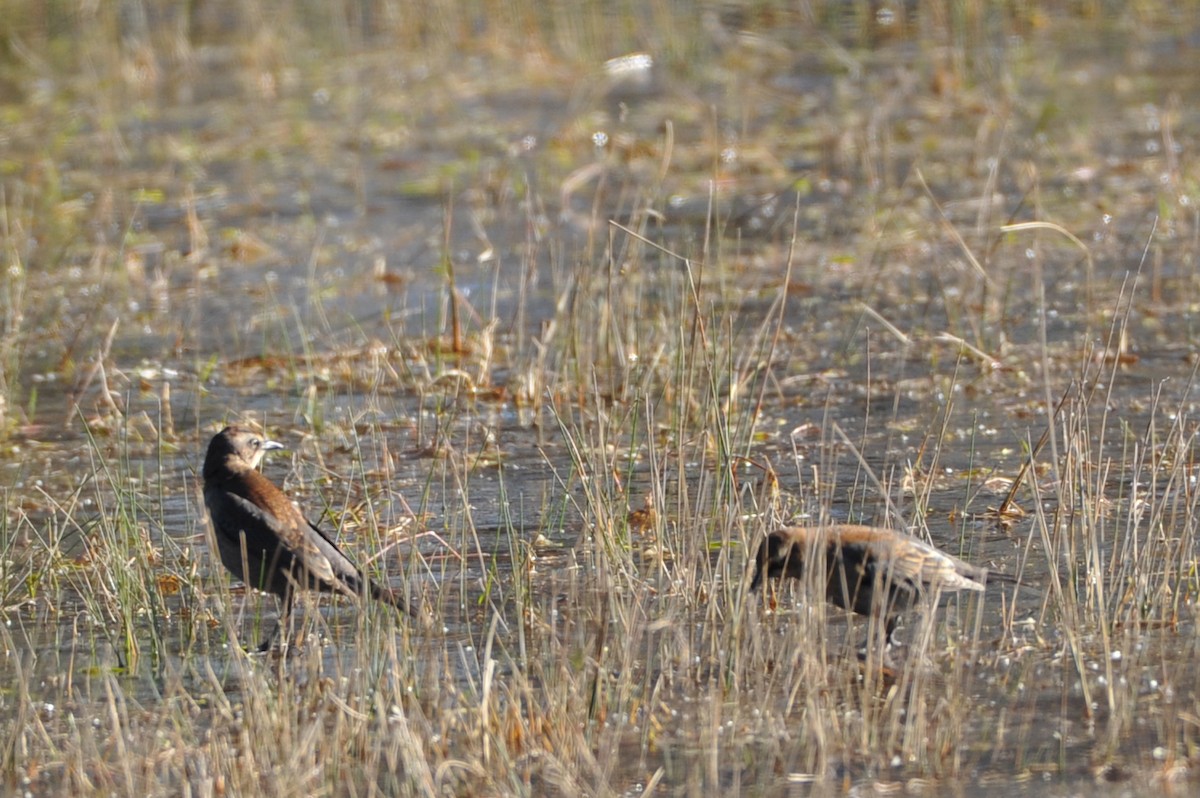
[784,525,987,593]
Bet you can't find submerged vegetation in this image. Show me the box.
[2,0,1200,794]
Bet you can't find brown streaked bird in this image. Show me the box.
[202,425,413,651]
[750,524,992,641]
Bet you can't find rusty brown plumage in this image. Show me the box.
[749,524,990,639]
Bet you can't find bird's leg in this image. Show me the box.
[855,617,903,678]
[256,600,282,652]
[256,621,279,653]
[885,617,904,649]
[854,614,902,662]
[279,589,296,650]
[258,590,294,653]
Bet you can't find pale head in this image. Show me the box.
[203,425,284,480]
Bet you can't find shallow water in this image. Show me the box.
[3,2,1200,795]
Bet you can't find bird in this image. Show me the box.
[749,524,994,643]
[202,425,413,651]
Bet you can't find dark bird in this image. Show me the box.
[202,425,412,650]
[750,524,993,642]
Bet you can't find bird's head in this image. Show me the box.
[203,425,285,480]
[749,529,806,590]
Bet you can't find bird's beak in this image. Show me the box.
[261,439,285,452]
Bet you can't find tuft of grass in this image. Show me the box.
[4,2,1200,795]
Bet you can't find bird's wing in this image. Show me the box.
[222,474,348,588]
[301,519,369,596]
[906,540,986,591]
[210,487,290,549]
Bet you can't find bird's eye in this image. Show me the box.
[249,438,261,448]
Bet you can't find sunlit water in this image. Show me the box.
[3,4,1200,794]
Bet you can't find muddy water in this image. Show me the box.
[3,3,1200,795]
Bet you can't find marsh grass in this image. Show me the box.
[1009,288,1200,773]
[10,156,1200,798]
[0,189,29,433]
[6,245,1200,792]
[3,0,1200,795]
